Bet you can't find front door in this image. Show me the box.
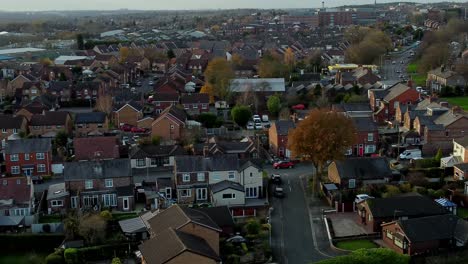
[123,197,129,211]
[358,144,364,156]
[196,188,207,201]
[24,168,33,177]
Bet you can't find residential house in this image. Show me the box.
[368,88,388,112]
[193,137,258,159]
[4,138,52,177]
[75,112,109,137]
[193,206,235,237]
[137,117,154,129]
[73,136,120,161]
[113,101,143,127]
[152,93,179,114]
[64,159,134,211]
[441,137,468,169]
[0,176,34,226]
[327,157,393,190]
[381,214,468,255]
[426,66,466,92]
[333,103,373,118]
[269,120,295,158]
[356,194,449,232]
[29,111,72,137]
[140,204,222,263]
[46,182,69,214]
[8,74,37,92]
[129,144,186,175]
[181,93,209,116]
[229,78,286,95]
[48,81,73,102]
[374,83,420,122]
[454,163,468,181]
[350,116,379,156]
[15,101,49,121]
[336,67,381,86]
[151,105,187,142]
[0,115,27,142]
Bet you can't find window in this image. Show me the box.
[16,179,21,185]
[102,194,117,206]
[97,124,103,128]
[71,196,78,209]
[11,166,20,174]
[1,128,6,133]
[182,173,190,182]
[197,173,205,182]
[56,125,62,129]
[12,128,18,134]
[155,101,160,107]
[394,236,404,248]
[246,187,258,198]
[24,153,29,160]
[51,200,63,207]
[446,130,449,137]
[150,158,158,166]
[196,188,207,200]
[83,195,99,207]
[184,104,189,109]
[193,104,198,109]
[349,179,356,189]
[202,104,207,109]
[85,180,93,190]
[10,154,19,162]
[367,133,374,142]
[228,171,236,180]
[212,173,221,182]
[222,193,236,199]
[77,124,84,128]
[386,230,393,239]
[365,145,376,154]
[180,189,191,197]
[105,179,113,188]
[36,153,45,160]
[46,125,51,129]
[136,158,146,167]
[13,208,29,216]
[37,164,46,173]
[165,187,172,199]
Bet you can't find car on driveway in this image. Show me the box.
[120,124,133,132]
[292,104,305,110]
[246,122,254,130]
[273,187,285,198]
[226,235,246,243]
[355,194,374,204]
[148,81,154,85]
[273,161,294,169]
[254,122,263,130]
[271,174,282,184]
[32,176,44,184]
[131,127,146,133]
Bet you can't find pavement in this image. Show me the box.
[267,163,343,264]
[326,212,370,237]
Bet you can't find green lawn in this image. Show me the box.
[442,97,468,111]
[407,62,426,87]
[39,214,63,223]
[335,239,378,251]
[458,207,468,219]
[112,212,138,221]
[407,63,418,73]
[0,253,45,264]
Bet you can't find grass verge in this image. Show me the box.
[335,239,378,251]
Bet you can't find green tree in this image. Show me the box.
[245,219,261,235]
[45,251,64,264]
[76,33,84,50]
[267,94,281,117]
[204,58,235,101]
[167,49,175,59]
[78,214,107,245]
[112,258,122,264]
[99,210,112,221]
[383,185,401,198]
[197,113,222,128]
[64,248,79,264]
[54,130,68,148]
[258,53,289,78]
[434,148,443,162]
[231,105,252,127]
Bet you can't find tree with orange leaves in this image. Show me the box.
[288,109,357,194]
[284,47,296,73]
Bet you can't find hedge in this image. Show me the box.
[0,234,64,253]
[409,168,444,178]
[76,243,138,261]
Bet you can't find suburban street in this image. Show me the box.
[380,43,420,85]
[267,163,341,264]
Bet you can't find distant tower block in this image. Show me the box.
[322,1,325,9]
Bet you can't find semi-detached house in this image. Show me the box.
[4,138,52,177]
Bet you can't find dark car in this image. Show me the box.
[271,174,282,184]
[273,161,294,169]
[273,187,285,198]
[32,176,44,184]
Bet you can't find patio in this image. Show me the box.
[326,212,374,238]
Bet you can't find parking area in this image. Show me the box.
[326,212,371,238]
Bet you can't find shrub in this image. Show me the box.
[399,183,412,193]
[227,254,240,264]
[382,185,401,198]
[245,219,261,235]
[414,158,439,169]
[112,258,122,264]
[100,210,112,221]
[64,248,79,264]
[240,242,248,253]
[231,105,252,127]
[45,252,64,264]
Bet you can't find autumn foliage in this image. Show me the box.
[288,109,357,193]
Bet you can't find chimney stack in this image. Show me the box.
[203,145,209,157]
[451,106,463,115]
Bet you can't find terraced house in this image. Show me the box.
[4,138,52,177]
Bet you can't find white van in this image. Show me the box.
[399,149,422,160]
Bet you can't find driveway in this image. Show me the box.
[267,164,342,263]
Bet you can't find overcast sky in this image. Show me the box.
[0,0,465,11]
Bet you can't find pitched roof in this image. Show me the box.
[454,136,468,148]
[351,116,378,132]
[272,120,295,136]
[331,157,392,180]
[0,115,25,129]
[129,145,186,159]
[383,83,412,102]
[5,138,51,154]
[64,159,131,180]
[153,93,179,102]
[193,206,234,228]
[366,194,448,218]
[0,177,31,205]
[30,111,69,126]
[75,112,107,124]
[114,100,143,112]
[175,154,254,172]
[73,137,120,161]
[181,93,209,104]
[434,110,467,127]
[139,228,219,264]
[147,204,221,236]
[153,105,187,125]
[397,214,462,243]
[211,180,244,193]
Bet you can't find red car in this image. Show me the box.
[131,127,147,133]
[120,124,133,132]
[292,104,305,110]
[273,161,295,169]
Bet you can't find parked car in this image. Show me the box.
[120,124,133,132]
[253,115,261,123]
[131,127,146,133]
[271,174,282,184]
[262,115,269,123]
[399,149,422,160]
[355,194,374,204]
[148,81,154,85]
[246,122,255,130]
[255,123,263,130]
[136,81,142,86]
[226,235,246,243]
[273,187,285,198]
[32,176,44,184]
[273,161,294,169]
[292,104,305,110]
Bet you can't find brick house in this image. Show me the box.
[29,111,73,137]
[181,93,210,116]
[0,115,27,141]
[140,204,221,264]
[269,120,295,158]
[4,138,53,177]
[15,101,49,121]
[374,83,420,122]
[368,89,388,112]
[381,214,468,255]
[113,101,143,127]
[137,117,154,129]
[0,176,34,219]
[426,66,466,92]
[151,105,187,142]
[336,68,381,86]
[73,136,120,161]
[63,159,134,211]
[350,116,378,156]
[327,157,393,190]
[356,194,448,232]
[192,137,258,159]
[152,93,179,114]
[441,137,468,168]
[74,112,109,137]
[46,182,69,214]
